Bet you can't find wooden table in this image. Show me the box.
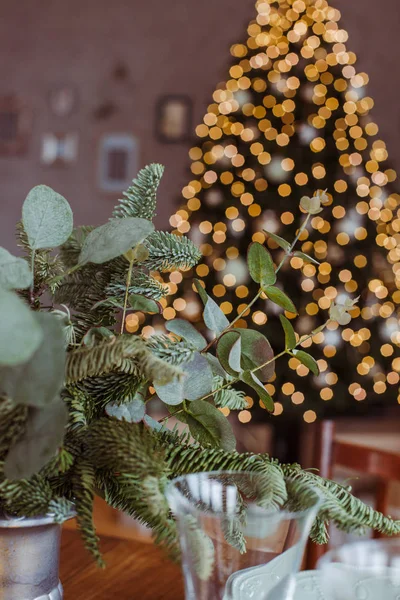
[60,529,184,599]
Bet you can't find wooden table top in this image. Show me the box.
[60,529,184,599]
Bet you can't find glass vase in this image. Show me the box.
[317,539,400,600]
[166,471,321,600]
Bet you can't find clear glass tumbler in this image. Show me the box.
[166,471,321,600]
[317,539,400,600]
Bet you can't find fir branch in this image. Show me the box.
[183,515,215,581]
[66,336,185,387]
[283,465,400,541]
[48,496,75,523]
[75,373,142,409]
[16,222,64,296]
[143,231,202,272]
[113,163,164,221]
[0,399,28,462]
[0,476,53,517]
[212,376,248,410]
[146,334,195,366]
[72,458,104,567]
[65,336,148,384]
[106,271,168,301]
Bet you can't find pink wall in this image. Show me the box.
[0,0,399,251]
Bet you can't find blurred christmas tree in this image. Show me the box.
[167,0,400,423]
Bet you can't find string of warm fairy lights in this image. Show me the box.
[128,0,400,423]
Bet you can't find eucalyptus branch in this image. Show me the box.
[47,263,81,285]
[202,213,311,352]
[199,319,330,404]
[29,250,35,305]
[120,257,134,334]
[275,213,310,275]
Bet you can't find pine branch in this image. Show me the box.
[143,231,202,272]
[106,271,168,301]
[212,377,248,410]
[75,373,142,409]
[48,496,75,523]
[65,336,148,384]
[146,334,195,366]
[283,465,400,541]
[113,163,165,221]
[65,336,185,386]
[0,476,53,517]
[16,222,64,295]
[0,399,28,463]
[72,457,104,567]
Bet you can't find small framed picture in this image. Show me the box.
[41,132,78,166]
[49,85,77,117]
[98,133,139,192]
[0,96,31,156]
[155,95,192,143]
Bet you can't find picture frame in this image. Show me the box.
[41,132,78,166]
[48,85,78,117]
[0,96,31,156]
[155,95,192,143]
[98,133,139,192]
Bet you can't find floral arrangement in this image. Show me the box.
[0,164,398,566]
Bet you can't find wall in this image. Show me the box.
[0,0,399,252]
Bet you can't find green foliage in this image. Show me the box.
[165,319,206,350]
[279,315,296,350]
[0,313,66,407]
[113,163,164,221]
[176,400,236,451]
[194,279,230,334]
[22,185,73,250]
[143,231,202,272]
[247,242,276,287]
[263,285,297,314]
[0,164,397,572]
[4,401,68,480]
[0,289,43,366]
[234,328,275,382]
[217,331,242,376]
[78,218,154,266]
[183,515,215,581]
[240,371,274,412]
[129,293,161,314]
[106,272,168,301]
[293,349,320,376]
[212,376,248,410]
[263,230,291,252]
[0,247,32,290]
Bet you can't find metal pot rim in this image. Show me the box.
[0,509,76,528]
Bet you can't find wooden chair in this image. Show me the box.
[306,420,400,569]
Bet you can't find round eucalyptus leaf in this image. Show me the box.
[22,185,73,250]
[0,248,32,290]
[166,319,206,350]
[183,352,214,401]
[178,400,236,451]
[0,312,66,406]
[241,371,274,412]
[154,376,184,406]
[0,289,43,366]
[4,400,68,480]
[78,217,154,265]
[129,293,161,314]
[106,398,146,423]
[235,328,274,382]
[216,331,242,376]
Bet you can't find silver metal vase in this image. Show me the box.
[0,514,65,600]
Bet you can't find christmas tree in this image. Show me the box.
[166,0,400,423]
